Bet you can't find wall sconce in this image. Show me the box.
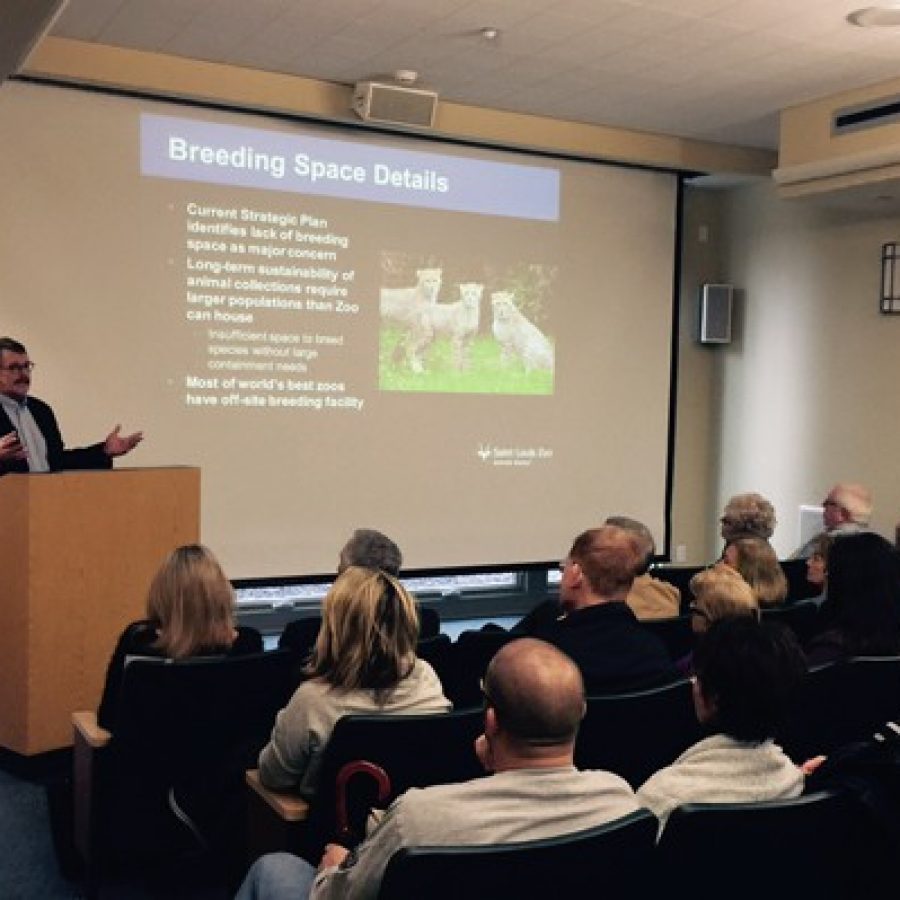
[882,242,900,313]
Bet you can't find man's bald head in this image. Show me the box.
[483,638,585,749]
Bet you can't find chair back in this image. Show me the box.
[443,630,516,708]
[299,708,485,861]
[576,678,701,787]
[657,790,879,899]
[638,614,694,662]
[781,655,900,761]
[760,600,819,643]
[377,809,658,899]
[415,633,453,685]
[104,649,299,856]
[651,565,705,611]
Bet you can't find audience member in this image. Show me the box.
[279,528,405,655]
[793,482,873,558]
[688,565,758,636]
[337,527,402,576]
[236,638,642,900]
[97,544,262,730]
[605,515,680,620]
[723,536,788,607]
[805,532,900,666]
[677,564,758,673]
[719,492,777,546]
[804,532,833,607]
[637,617,806,831]
[518,526,674,693]
[258,567,450,796]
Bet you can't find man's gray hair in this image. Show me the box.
[604,515,655,576]
[339,528,402,576]
[831,483,873,526]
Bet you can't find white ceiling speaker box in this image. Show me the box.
[699,283,733,344]
[352,82,438,129]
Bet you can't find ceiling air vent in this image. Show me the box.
[833,94,900,136]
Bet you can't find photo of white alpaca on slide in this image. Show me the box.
[379,267,442,372]
[490,291,554,372]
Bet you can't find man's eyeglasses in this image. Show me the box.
[0,362,35,373]
[821,499,840,508]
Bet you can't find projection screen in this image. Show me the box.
[0,81,679,579]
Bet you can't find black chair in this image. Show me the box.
[638,614,694,662]
[576,678,701,787]
[277,615,321,659]
[419,606,441,639]
[443,630,516,708]
[377,809,658,899]
[657,790,885,898]
[760,600,819,644]
[651,565,705,610]
[73,649,300,894]
[415,633,453,686]
[292,708,485,862]
[781,656,900,762]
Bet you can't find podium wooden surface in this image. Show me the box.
[0,467,200,755]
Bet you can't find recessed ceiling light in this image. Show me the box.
[848,5,900,27]
[480,27,500,41]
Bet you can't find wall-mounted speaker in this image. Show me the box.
[351,82,438,129]
[699,283,733,344]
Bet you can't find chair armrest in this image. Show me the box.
[245,769,310,823]
[72,710,112,869]
[73,710,112,749]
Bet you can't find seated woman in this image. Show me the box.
[637,617,806,832]
[257,566,451,797]
[805,532,900,667]
[677,564,758,673]
[97,544,263,730]
[723,536,788,607]
[804,532,833,607]
[719,492,777,549]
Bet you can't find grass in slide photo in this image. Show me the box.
[379,328,553,395]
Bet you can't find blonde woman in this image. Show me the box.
[258,566,451,797]
[97,544,263,729]
[689,564,759,636]
[723,536,789,607]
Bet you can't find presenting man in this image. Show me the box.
[236,638,642,900]
[0,336,142,475]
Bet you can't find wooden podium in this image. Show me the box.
[0,467,200,755]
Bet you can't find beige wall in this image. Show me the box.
[673,180,900,559]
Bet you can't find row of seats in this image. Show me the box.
[378,791,890,899]
[71,647,900,894]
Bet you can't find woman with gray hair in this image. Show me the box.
[719,492,777,545]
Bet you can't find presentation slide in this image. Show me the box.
[0,81,678,579]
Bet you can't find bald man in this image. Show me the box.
[236,639,641,900]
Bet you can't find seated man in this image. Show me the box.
[519,525,674,693]
[637,617,806,832]
[236,638,642,900]
[605,516,680,620]
[793,482,873,558]
[279,528,405,655]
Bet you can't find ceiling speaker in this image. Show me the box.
[351,82,437,129]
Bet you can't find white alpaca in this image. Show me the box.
[427,282,483,369]
[380,268,442,372]
[490,291,554,372]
